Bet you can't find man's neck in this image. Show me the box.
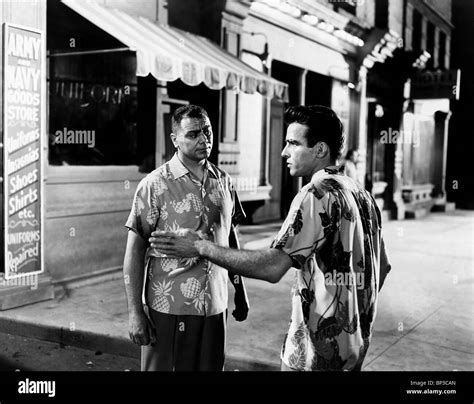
[308,160,336,180]
[177,151,206,176]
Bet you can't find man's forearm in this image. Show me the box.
[123,232,147,315]
[196,240,292,283]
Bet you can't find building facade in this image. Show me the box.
[447,0,473,209]
[0,0,459,308]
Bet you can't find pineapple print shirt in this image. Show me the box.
[271,166,391,371]
[125,154,245,316]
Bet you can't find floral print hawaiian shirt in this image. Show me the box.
[125,153,244,317]
[271,165,391,371]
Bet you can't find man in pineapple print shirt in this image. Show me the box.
[123,105,249,371]
[151,105,392,371]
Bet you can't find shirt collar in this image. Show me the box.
[168,153,219,180]
[310,164,345,183]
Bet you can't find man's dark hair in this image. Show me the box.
[172,104,209,133]
[284,105,345,160]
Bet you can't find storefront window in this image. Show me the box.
[48,51,141,166]
[439,31,446,70]
[426,22,435,70]
[412,10,422,54]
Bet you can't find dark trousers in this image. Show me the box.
[141,309,226,371]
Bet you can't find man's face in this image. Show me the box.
[281,123,318,177]
[172,116,213,162]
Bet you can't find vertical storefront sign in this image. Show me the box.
[2,23,44,279]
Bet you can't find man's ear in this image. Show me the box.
[314,142,329,158]
[170,133,178,148]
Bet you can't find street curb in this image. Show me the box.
[0,317,279,371]
[0,316,138,358]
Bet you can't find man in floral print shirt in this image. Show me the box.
[151,105,392,371]
[123,105,249,371]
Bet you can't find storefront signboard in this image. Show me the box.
[411,69,461,100]
[2,23,44,280]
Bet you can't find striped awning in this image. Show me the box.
[61,0,289,101]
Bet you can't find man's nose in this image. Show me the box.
[198,130,211,143]
[281,145,289,158]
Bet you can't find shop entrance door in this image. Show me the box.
[366,101,390,210]
[268,99,285,219]
[158,97,189,165]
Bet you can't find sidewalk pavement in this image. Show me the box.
[0,211,472,371]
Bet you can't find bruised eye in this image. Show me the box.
[202,127,212,139]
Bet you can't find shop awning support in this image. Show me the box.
[48,47,130,57]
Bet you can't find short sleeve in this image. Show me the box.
[379,236,392,291]
[270,191,327,269]
[229,178,246,226]
[125,177,160,240]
